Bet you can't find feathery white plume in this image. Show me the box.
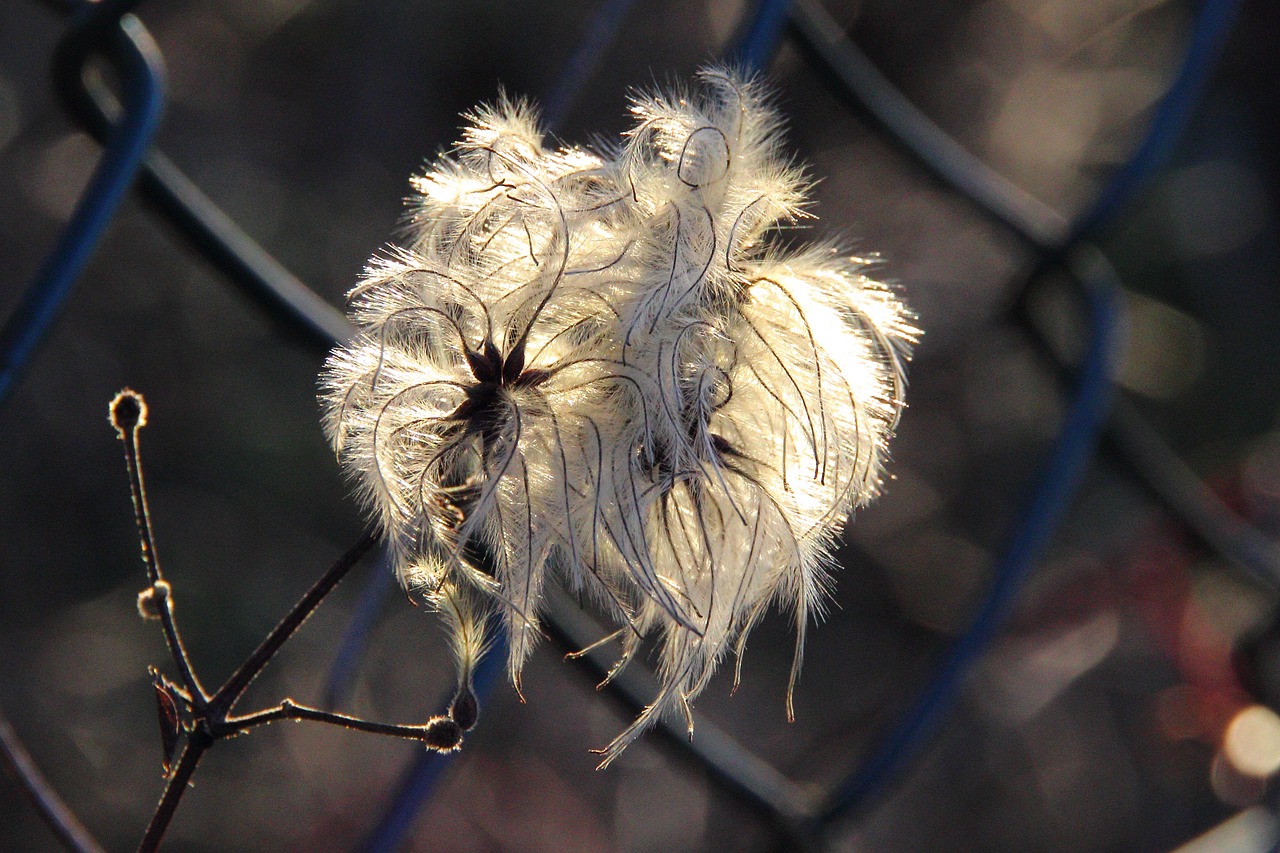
[319,66,918,763]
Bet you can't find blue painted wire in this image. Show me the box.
[0,6,164,409]
[46,0,350,350]
[736,0,792,74]
[540,0,640,132]
[322,550,397,709]
[0,704,106,853]
[792,0,1280,591]
[1071,0,1244,239]
[56,72,354,349]
[791,0,1244,245]
[814,0,1243,826]
[133,151,355,347]
[788,0,1067,249]
[820,250,1121,824]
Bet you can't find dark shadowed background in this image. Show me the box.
[2,0,1280,850]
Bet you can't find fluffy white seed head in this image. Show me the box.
[319,65,918,765]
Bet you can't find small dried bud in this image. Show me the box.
[136,580,170,620]
[450,684,480,731]
[422,716,463,752]
[110,388,147,437]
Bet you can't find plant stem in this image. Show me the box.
[223,700,444,740]
[152,582,208,707]
[114,391,209,704]
[136,732,209,853]
[210,530,378,715]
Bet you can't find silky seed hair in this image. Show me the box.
[319,65,918,765]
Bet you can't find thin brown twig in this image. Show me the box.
[114,397,159,586]
[149,582,208,709]
[223,699,459,743]
[136,732,209,853]
[208,530,378,716]
[112,391,397,850]
[130,532,398,853]
[111,390,208,705]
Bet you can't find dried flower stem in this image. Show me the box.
[208,531,377,717]
[111,391,208,705]
[136,732,209,853]
[225,700,451,741]
[110,391,465,851]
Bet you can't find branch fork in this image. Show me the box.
[110,389,465,852]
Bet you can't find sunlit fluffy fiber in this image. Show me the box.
[320,66,917,763]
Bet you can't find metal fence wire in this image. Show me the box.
[4,0,1280,850]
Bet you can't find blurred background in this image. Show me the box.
[2,0,1280,850]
